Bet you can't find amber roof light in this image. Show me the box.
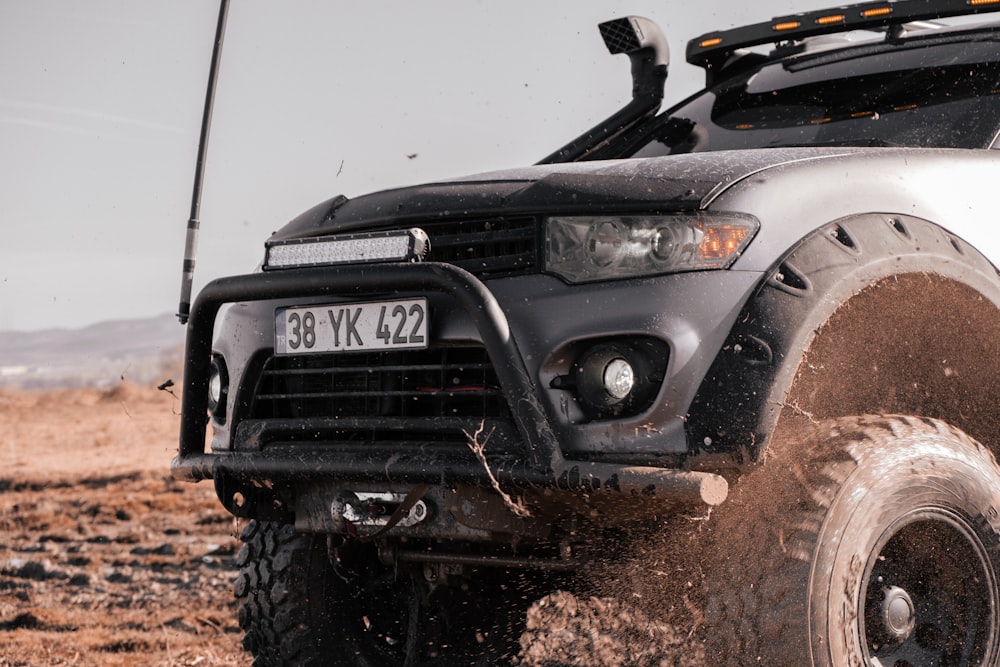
[687,0,1000,72]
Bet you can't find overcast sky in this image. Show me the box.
[0,1,837,332]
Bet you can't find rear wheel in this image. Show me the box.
[704,415,1000,666]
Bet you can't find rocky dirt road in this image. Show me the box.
[0,385,243,666]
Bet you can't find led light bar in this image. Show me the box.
[687,0,1000,71]
[264,228,430,270]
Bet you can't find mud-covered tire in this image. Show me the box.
[236,520,421,667]
[704,415,1000,666]
[235,520,532,666]
[235,520,340,666]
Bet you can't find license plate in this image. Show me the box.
[275,298,428,354]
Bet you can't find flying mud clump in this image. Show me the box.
[518,590,706,667]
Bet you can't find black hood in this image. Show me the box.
[270,149,855,242]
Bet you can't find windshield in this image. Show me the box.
[635,33,1000,156]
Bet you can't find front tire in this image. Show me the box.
[234,521,341,666]
[235,521,430,667]
[705,415,1000,666]
[234,520,533,666]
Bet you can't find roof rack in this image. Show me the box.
[687,0,1000,73]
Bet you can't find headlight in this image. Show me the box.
[545,213,758,283]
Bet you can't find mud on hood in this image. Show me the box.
[270,148,855,241]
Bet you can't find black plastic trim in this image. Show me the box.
[685,213,1000,462]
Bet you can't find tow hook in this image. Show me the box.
[332,491,430,530]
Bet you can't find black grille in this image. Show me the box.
[252,347,511,422]
[599,18,641,55]
[414,217,538,277]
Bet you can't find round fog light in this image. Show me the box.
[562,338,667,420]
[207,356,228,419]
[208,368,222,411]
[603,358,634,400]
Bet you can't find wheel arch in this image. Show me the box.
[686,212,1000,467]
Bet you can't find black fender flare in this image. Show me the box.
[685,212,1000,465]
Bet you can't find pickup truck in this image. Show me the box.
[174,1,1000,664]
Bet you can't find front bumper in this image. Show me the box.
[173,262,729,506]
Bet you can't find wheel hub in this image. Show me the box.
[879,585,916,643]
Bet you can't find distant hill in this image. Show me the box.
[0,313,186,389]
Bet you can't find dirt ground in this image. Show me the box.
[0,384,706,666]
[0,384,242,666]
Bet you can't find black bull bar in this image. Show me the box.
[172,262,727,507]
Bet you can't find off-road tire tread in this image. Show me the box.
[703,414,999,664]
[235,520,331,667]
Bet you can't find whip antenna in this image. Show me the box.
[177,0,230,324]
